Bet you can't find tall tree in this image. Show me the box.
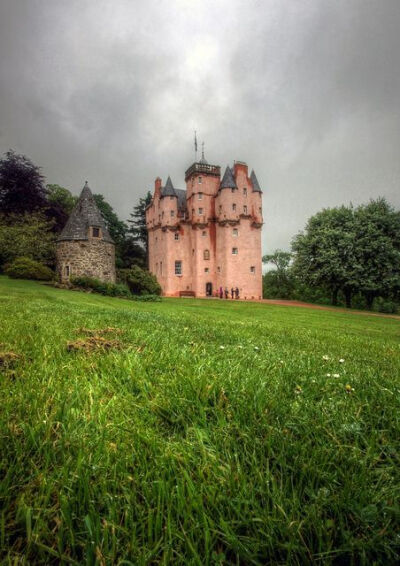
[128,191,152,260]
[47,184,77,216]
[0,150,48,215]
[93,194,128,247]
[354,198,400,308]
[291,206,358,307]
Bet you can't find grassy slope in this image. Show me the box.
[0,276,399,565]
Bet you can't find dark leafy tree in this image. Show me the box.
[0,151,48,215]
[354,198,400,308]
[93,194,128,246]
[291,206,358,307]
[47,184,77,216]
[262,250,294,299]
[128,191,152,261]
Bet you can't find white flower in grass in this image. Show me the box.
[339,358,345,363]
[279,360,284,364]
[326,373,331,377]
[219,345,225,350]
[237,345,243,349]
[322,355,330,361]
[333,373,340,378]
[254,346,260,351]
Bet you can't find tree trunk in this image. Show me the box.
[365,291,374,310]
[331,288,339,306]
[344,288,352,309]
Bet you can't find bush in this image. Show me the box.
[5,257,54,281]
[373,297,398,314]
[70,275,161,302]
[123,266,161,296]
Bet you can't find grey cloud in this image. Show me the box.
[0,0,399,254]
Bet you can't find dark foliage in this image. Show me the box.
[119,265,161,296]
[5,257,54,281]
[0,151,48,215]
[128,191,152,263]
[70,275,161,301]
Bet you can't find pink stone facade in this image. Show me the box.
[146,160,263,299]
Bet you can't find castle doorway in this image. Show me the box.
[206,282,213,296]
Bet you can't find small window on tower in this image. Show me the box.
[219,205,222,214]
[198,193,203,200]
[243,188,247,196]
[231,187,235,193]
[250,266,256,273]
[92,227,100,238]
[232,247,238,255]
[204,267,209,273]
[198,177,202,184]
[232,228,238,237]
[202,230,206,237]
[175,261,182,275]
[217,266,221,273]
[65,265,70,276]
[170,210,175,217]
[232,203,236,212]
[174,233,179,240]
[243,205,248,214]
[198,208,203,215]
[204,249,210,260]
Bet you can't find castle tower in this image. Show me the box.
[56,182,116,283]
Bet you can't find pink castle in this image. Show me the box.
[145,154,263,298]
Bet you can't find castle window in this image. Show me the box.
[217,266,221,272]
[160,261,163,275]
[202,230,206,237]
[232,247,238,255]
[250,266,255,273]
[170,210,175,217]
[198,208,203,215]
[198,177,202,184]
[174,233,179,240]
[156,262,158,272]
[162,211,164,218]
[232,228,238,237]
[92,227,100,238]
[175,261,182,275]
[232,203,236,212]
[204,249,210,260]
[65,265,70,276]
[219,205,222,214]
[198,193,203,200]
[243,188,247,196]
[243,205,248,214]
[204,267,209,273]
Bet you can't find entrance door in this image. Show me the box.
[206,282,212,296]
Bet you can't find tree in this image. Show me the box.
[93,194,128,247]
[47,184,77,216]
[124,265,161,296]
[128,191,152,261]
[262,250,294,299]
[0,213,56,269]
[0,150,48,215]
[291,206,358,307]
[354,198,400,308]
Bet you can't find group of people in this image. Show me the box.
[218,286,240,299]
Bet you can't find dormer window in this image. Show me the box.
[92,227,100,238]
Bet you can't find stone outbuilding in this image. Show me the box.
[56,182,116,283]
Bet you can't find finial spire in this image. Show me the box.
[194,130,198,162]
[201,141,205,161]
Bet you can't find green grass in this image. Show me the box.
[0,276,399,565]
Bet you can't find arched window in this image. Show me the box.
[203,249,210,260]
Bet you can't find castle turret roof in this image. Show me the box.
[220,165,237,189]
[250,170,262,192]
[57,181,114,243]
[161,176,177,197]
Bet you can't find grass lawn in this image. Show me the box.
[0,275,399,565]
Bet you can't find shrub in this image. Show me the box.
[5,257,54,281]
[70,275,161,301]
[123,266,161,296]
[373,297,398,314]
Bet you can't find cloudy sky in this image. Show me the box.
[1,0,399,253]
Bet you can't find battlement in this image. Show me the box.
[184,162,220,181]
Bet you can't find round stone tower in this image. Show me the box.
[56,181,116,283]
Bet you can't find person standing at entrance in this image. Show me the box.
[224,287,229,299]
[235,287,239,299]
[231,287,234,299]
[219,286,223,299]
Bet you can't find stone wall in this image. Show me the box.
[56,240,116,283]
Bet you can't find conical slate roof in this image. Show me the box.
[57,182,114,243]
[220,165,237,189]
[250,170,262,192]
[161,176,177,197]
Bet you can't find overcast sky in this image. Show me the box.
[1,0,399,253]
